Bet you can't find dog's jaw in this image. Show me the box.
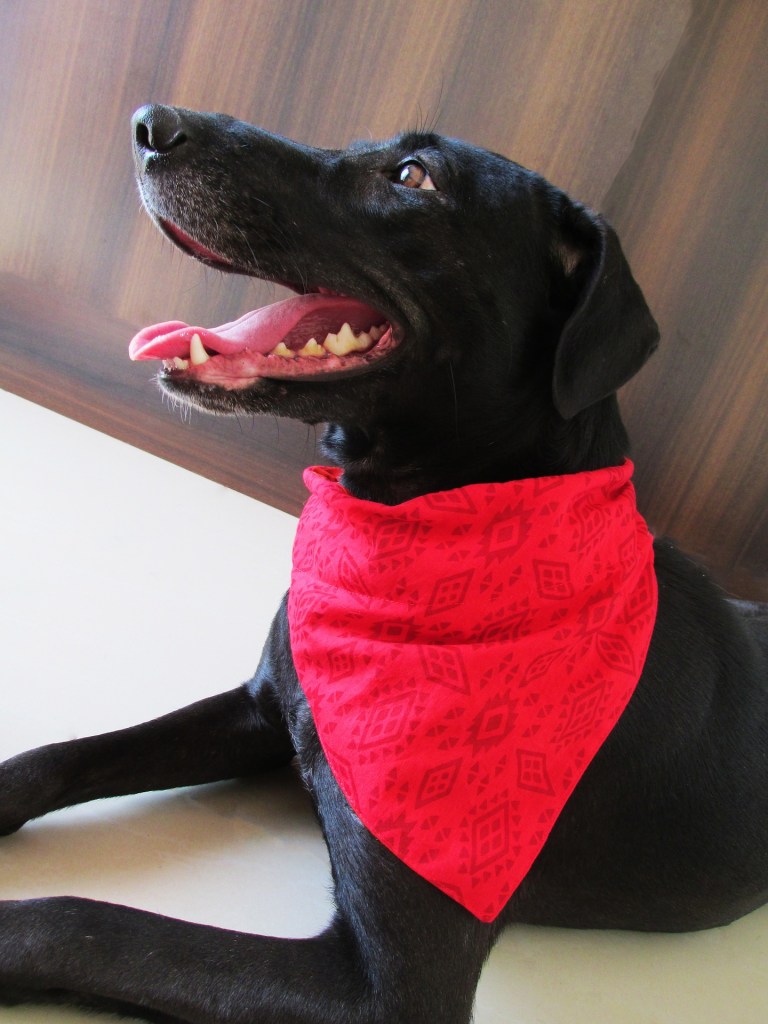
[157,327,398,389]
[129,282,399,389]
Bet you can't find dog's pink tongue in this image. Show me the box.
[129,293,382,361]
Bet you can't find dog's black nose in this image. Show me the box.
[132,104,188,158]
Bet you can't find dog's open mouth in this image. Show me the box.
[129,222,397,389]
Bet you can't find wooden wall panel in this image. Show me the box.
[0,0,765,598]
[604,0,768,595]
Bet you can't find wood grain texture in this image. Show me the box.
[0,0,765,598]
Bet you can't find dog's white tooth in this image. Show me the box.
[172,356,190,370]
[369,324,383,342]
[324,324,355,355]
[189,333,210,365]
[272,342,296,358]
[298,338,326,357]
[324,323,374,356]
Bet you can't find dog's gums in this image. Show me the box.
[129,291,396,388]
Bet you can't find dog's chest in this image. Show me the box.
[285,462,658,921]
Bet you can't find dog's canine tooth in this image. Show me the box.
[298,338,326,357]
[271,342,296,358]
[189,333,210,365]
[172,356,190,370]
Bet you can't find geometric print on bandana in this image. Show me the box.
[288,459,657,922]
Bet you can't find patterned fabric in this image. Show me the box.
[288,461,657,921]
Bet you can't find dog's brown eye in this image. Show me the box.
[394,161,436,191]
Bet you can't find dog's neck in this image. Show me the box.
[320,396,630,505]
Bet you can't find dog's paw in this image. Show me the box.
[0,898,73,993]
[0,823,25,838]
[0,901,38,994]
[0,981,30,1007]
[0,801,29,837]
[0,897,110,1008]
[0,749,57,835]
[0,766,30,835]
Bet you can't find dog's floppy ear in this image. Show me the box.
[550,199,659,419]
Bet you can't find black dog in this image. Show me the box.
[0,104,766,1023]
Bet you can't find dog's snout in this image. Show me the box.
[132,104,188,159]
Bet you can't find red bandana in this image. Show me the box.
[288,460,657,921]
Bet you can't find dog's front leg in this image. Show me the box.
[0,685,293,836]
[0,604,294,835]
[0,755,495,1023]
[0,895,366,1022]
[0,896,371,1022]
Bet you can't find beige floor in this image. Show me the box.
[1,388,767,1023]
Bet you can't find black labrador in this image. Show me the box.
[0,104,766,1023]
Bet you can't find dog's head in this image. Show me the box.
[131,105,658,494]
